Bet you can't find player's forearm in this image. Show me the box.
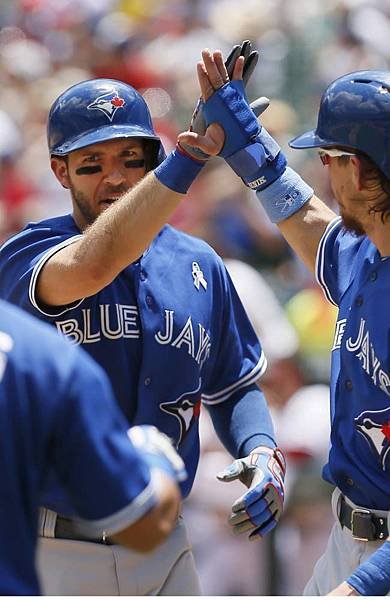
[74,172,183,282]
[195,60,336,273]
[277,194,336,273]
[37,178,185,308]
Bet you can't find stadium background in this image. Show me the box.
[0,0,388,594]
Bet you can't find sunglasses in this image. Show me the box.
[318,148,356,165]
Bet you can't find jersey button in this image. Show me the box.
[144,377,152,386]
[355,296,363,307]
[140,271,147,281]
[345,379,353,391]
[146,295,153,306]
[370,271,377,282]
[346,477,354,486]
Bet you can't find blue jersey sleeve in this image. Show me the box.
[0,223,83,318]
[0,301,158,536]
[347,540,390,596]
[315,216,367,307]
[202,260,266,405]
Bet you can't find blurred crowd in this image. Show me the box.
[0,0,389,594]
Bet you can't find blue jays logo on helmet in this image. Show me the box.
[160,382,202,447]
[355,407,390,470]
[87,89,126,122]
[47,78,166,167]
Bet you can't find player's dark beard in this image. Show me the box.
[70,187,97,226]
[69,184,129,227]
[340,210,365,237]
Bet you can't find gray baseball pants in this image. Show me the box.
[37,514,201,595]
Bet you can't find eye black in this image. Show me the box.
[124,159,145,169]
[75,165,102,175]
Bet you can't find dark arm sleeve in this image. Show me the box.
[207,382,276,458]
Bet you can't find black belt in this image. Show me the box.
[53,515,114,545]
[339,495,389,541]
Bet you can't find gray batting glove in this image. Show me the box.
[217,446,286,541]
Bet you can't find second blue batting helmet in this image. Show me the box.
[289,70,390,178]
[47,78,165,167]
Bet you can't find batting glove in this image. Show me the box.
[179,40,263,161]
[128,425,187,483]
[202,75,288,192]
[217,446,286,541]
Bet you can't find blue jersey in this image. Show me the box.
[0,214,265,504]
[0,300,158,595]
[316,217,390,509]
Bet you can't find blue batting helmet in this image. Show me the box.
[289,70,390,178]
[47,78,165,167]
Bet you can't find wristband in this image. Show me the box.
[347,540,390,596]
[154,145,205,194]
[256,167,314,223]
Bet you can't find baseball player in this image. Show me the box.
[182,49,390,596]
[0,298,186,595]
[0,47,286,595]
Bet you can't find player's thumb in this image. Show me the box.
[178,123,224,157]
[216,458,245,483]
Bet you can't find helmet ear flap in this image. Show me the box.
[143,139,166,171]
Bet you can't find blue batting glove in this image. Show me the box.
[180,40,260,162]
[128,425,187,483]
[217,446,286,541]
[202,80,287,191]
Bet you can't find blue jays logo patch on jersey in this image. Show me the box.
[355,407,390,470]
[160,381,202,446]
[87,89,126,121]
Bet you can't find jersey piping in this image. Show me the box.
[315,216,341,307]
[201,352,267,405]
[29,235,84,317]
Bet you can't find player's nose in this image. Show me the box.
[103,167,127,186]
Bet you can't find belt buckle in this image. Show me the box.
[350,508,371,541]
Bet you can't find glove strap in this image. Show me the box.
[203,80,260,158]
[226,143,287,191]
[154,145,205,194]
[249,446,287,476]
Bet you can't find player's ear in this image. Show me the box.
[350,156,364,192]
[51,156,70,189]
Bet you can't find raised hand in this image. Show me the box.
[180,41,259,161]
[178,47,269,158]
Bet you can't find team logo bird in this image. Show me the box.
[160,382,202,446]
[354,407,390,470]
[87,89,126,121]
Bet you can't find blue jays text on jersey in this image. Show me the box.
[0,215,266,506]
[316,217,390,509]
[0,300,158,594]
